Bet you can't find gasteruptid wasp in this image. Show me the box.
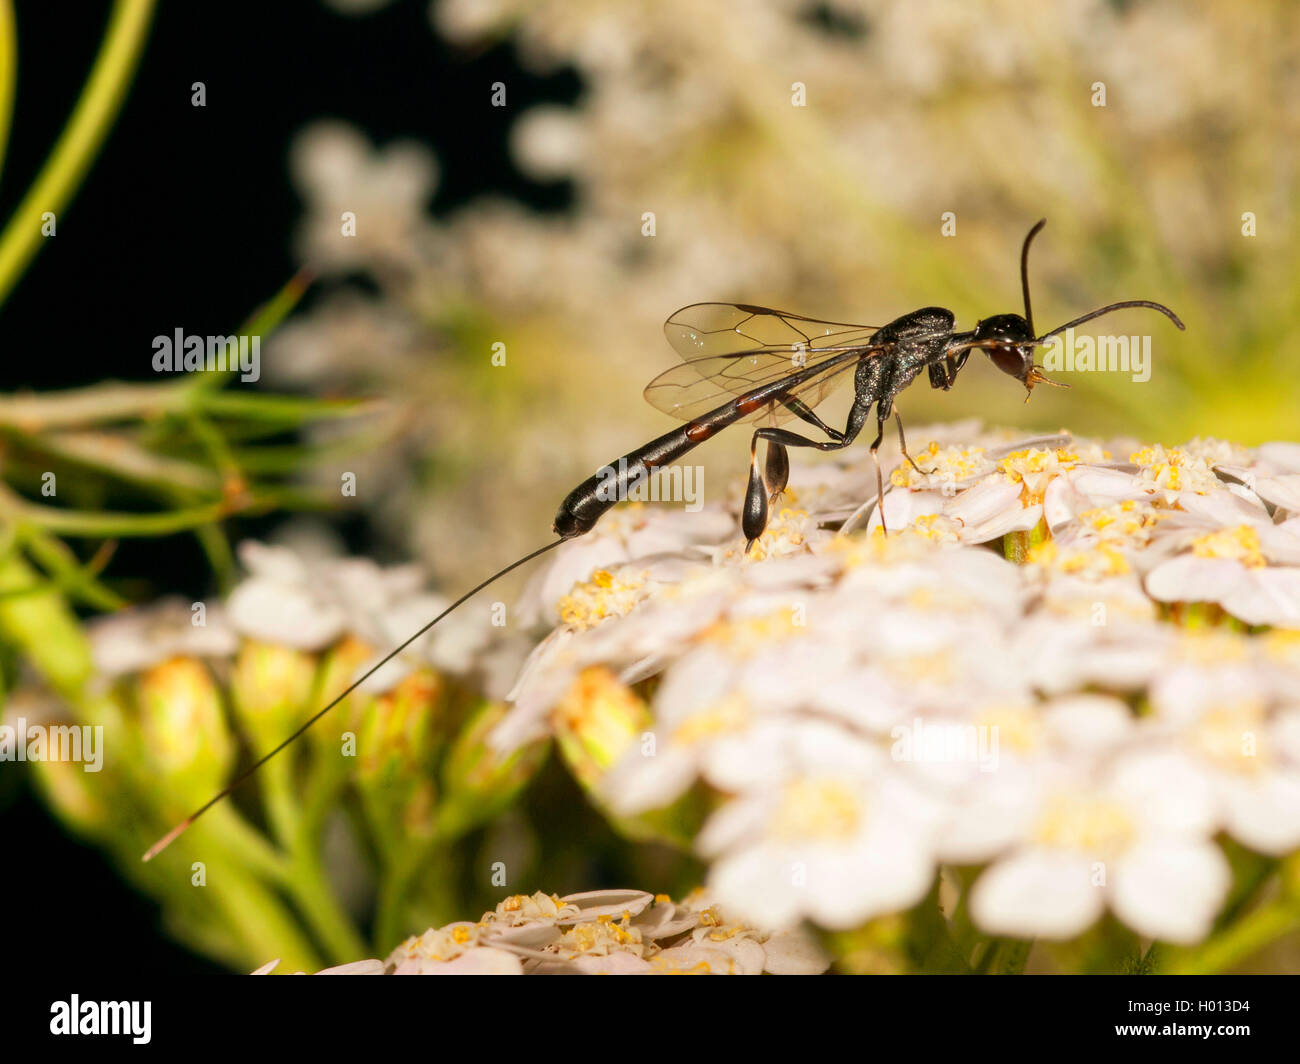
[144,219,1185,860]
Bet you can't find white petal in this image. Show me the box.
[226,578,347,649]
[971,849,1104,940]
[316,959,385,975]
[1145,555,1246,605]
[1222,569,1300,627]
[1111,839,1229,944]
[761,928,832,974]
[1108,750,1218,836]
[602,746,699,816]
[1220,770,1300,854]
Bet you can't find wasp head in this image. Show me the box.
[972,313,1065,402]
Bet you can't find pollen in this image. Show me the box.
[1077,501,1165,545]
[891,444,989,488]
[1191,525,1266,568]
[1129,445,1221,500]
[996,447,1081,504]
[554,667,647,751]
[1027,540,1130,579]
[1262,628,1300,666]
[562,916,645,956]
[771,777,863,841]
[1189,702,1269,775]
[909,513,963,543]
[1034,793,1136,856]
[703,610,800,656]
[670,696,749,745]
[1174,629,1250,666]
[558,565,651,630]
[976,704,1043,754]
[696,904,724,927]
[736,506,812,562]
[830,528,938,568]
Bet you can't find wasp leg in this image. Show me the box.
[893,405,931,476]
[742,437,770,552]
[741,403,872,549]
[781,397,845,442]
[764,440,790,506]
[868,419,889,535]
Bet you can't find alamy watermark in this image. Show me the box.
[890,717,1000,773]
[0,718,103,771]
[593,458,704,511]
[50,997,150,1044]
[152,328,260,382]
[1040,329,1153,383]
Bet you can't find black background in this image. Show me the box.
[1,0,576,975]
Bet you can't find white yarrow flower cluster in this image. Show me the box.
[496,427,1300,948]
[255,888,829,975]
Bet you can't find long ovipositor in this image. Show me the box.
[553,349,862,538]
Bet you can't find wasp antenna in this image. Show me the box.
[142,537,566,862]
[1036,299,1185,343]
[1020,219,1047,335]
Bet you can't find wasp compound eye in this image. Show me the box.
[987,344,1033,378]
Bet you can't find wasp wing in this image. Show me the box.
[644,347,881,425]
[649,303,883,425]
[664,303,881,362]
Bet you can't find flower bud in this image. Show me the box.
[437,700,550,838]
[355,668,445,840]
[136,657,234,810]
[553,667,650,792]
[229,639,319,746]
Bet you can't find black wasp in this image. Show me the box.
[145,219,1186,858]
[555,219,1184,549]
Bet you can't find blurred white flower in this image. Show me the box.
[290,121,437,274]
[89,597,238,679]
[970,751,1229,944]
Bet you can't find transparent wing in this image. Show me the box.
[663,303,881,362]
[644,348,872,425]
[648,302,885,425]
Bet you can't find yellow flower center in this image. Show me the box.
[731,506,810,562]
[997,447,1081,504]
[563,917,643,955]
[1129,445,1220,498]
[558,566,650,629]
[975,705,1042,754]
[1034,793,1136,856]
[1191,525,1266,568]
[1027,539,1131,578]
[1190,702,1269,775]
[701,610,800,656]
[1076,501,1165,545]
[890,443,988,488]
[771,777,863,841]
[671,696,749,745]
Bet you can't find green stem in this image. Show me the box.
[203,803,291,885]
[374,846,432,955]
[10,525,126,610]
[0,549,92,698]
[286,841,369,964]
[1162,898,1300,974]
[203,862,322,974]
[0,0,157,307]
[261,722,367,963]
[0,0,16,182]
